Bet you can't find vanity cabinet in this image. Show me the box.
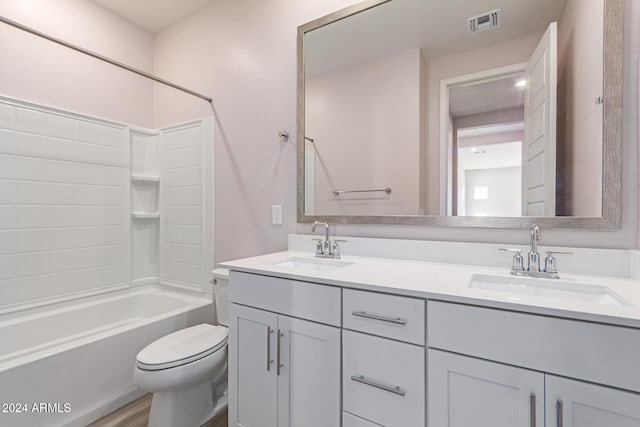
[429,350,640,427]
[343,288,425,345]
[545,375,640,427]
[342,289,426,427]
[277,315,341,427]
[228,272,341,427]
[227,266,640,427]
[428,301,640,427]
[229,304,278,427]
[343,330,425,427]
[427,301,640,391]
[428,349,544,427]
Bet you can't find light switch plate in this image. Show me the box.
[272,204,283,225]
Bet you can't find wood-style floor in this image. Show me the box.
[89,394,228,427]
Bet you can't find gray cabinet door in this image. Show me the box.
[229,304,278,427]
[429,349,544,427]
[546,375,640,427]
[277,315,340,427]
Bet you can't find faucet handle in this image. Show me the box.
[499,248,525,273]
[310,238,324,255]
[330,241,341,259]
[544,251,572,274]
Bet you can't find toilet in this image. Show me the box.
[133,269,230,427]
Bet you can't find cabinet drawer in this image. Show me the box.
[343,289,425,345]
[343,330,425,427]
[343,412,382,427]
[229,271,341,326]
[428,301,640,393]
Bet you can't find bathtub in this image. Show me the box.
[0,285,214,427]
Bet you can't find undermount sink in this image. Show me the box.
[469,274,629,306]
[271,256,353,272]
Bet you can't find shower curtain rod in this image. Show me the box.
[0,15,213,103]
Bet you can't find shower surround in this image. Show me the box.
[0,94,214,426]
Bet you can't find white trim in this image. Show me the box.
[202,116,215,295]
[0,94,127,128]
[156,129,167,285]
[123,126,133,289]
[439,62,527,216]
[200,120,207,291]
[159,129,166,289]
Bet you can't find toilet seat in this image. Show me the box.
[136,324,228,371]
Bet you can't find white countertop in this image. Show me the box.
[220,250,640,329]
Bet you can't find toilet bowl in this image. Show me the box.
[133,268,230,427]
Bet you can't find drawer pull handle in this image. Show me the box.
[351,311,406,325]
[266,326,274,372]
[530,393,536,427]
[556,399,563,427]
[277,330,283,376]
[351,375,406,397]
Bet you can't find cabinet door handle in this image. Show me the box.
[530,393,536,427]
[266,326,274,372]
[276,330,283,376]
[350,375,405,396]
[556,400,563,427]
[351,310,406,325]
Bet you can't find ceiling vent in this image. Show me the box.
[467,9,501,34]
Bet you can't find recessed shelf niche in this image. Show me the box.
[130,128,161,285]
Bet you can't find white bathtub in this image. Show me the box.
[0,286,214,427]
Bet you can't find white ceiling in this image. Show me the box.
[90,0,213,33]
[458,141,522,171]
[305,0,567,77]
[449,73,525,117]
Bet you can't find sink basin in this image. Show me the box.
[469,274,629,306]
[271,256,353,272]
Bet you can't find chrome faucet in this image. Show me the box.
[528,224,542,272]
[311,221,341,259]
[500,224,572,279]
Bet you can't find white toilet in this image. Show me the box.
[133,269,230,427]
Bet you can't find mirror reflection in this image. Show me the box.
[303,0,604,218]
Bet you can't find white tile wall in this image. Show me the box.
[0,231,16,255]
[162,123,203,288]
[0,98,128,307]
[0,103,15,129]
[0,156,16,179]
[0,129,15,153]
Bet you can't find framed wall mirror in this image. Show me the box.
[297,0,623,229]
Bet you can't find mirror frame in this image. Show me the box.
[297,0,623,230]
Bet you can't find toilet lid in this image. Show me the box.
[136,324,228,371]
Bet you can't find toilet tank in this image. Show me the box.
[212,268,230,327]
